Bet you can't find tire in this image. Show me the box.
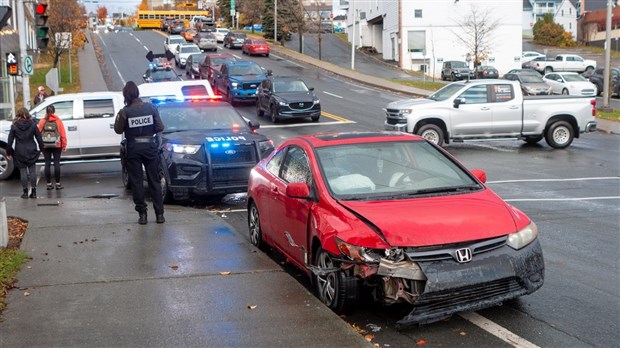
[585,66,594,73]
[545,66,553,73]
[158,161,173,204]
[416,124,445,146]
[265,53,269,57]
[311,115,320,122]
[545,120,574,149]
[248,201,263,248]
[524,135,543,145]
[270,106,279,123]
[121,162,131,189]
[451,73,456,81]
[562,88,569,95]
[313,247,359,313]
[256,102,264,117]
[441,72,446,81]
[227,89,235,106]
[0,148,14,180]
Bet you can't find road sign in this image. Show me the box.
[6,52,18,76]
[23,55,33,75]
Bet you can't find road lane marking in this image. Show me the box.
[323,91,343,98]
[505,196,620,202]
[95,33,126,86]
[321,111,352,122]
[460,312,540,348]
[488,176,619,184]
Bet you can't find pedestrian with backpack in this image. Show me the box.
[7,107,44,198]
[37,105,67,190]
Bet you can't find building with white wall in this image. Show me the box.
[555,0,578,40]
[348,0,523,78]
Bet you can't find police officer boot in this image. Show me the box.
[156,214,165,224]
[21,189,28,199]
[29,188,37,199]
[138,212,147,225]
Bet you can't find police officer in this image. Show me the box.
[114,81,166,224]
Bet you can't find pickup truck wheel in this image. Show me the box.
[0,148,14,180]
[545,66,553,73]
[545,121,574,149]
[121,163,131,189]
[416,124,444,146]
[562,88,569,95]
[313,247,359,313]
[227,90,235,106]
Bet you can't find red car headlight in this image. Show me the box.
[507,222,538,250]
[334,237,381,263]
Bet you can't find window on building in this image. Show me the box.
[561,9,564,16]
[407,30,425,54]
[414,9,422,18]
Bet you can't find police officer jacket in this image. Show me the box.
[114,99,165,140]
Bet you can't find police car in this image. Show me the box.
[120,95,274,202]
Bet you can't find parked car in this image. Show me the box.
[212,60,269,105]
[504,72,552,95]
[473,65,499,79]
[504,68,542,76]
[531,54,597,74]
[164,35,187,55]
[168,19,185,34]
[383,80,597,148]
[242,38,270,57]
[441,61,474,81]
[194,32,217,52]
[198,53,236,85]
[523,56,554,69]
[213,28,230,42]
[585,67,620,97]
[246,131,545,326]
[543,72,598,96]
[174,43,201,68]
[256,76,321,123]
[223,31,247,49]
[181,28,198,42]
[243,24,263,31]
[521,51,546,66]
[185,53,206,79]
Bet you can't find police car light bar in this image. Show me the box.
[149,95,223,104]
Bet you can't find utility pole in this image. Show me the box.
[274,0,277,45]
[17,0,31,109]
[602,0,613,111]
[350,0,355,70]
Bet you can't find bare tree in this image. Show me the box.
[452,5,499,67]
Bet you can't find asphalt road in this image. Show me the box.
[2,29,617,347]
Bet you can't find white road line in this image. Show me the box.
[459,312,540,348]
[260,120,355,128]
[95,33,125,86]
[505,196,620,202]
[323,91,343,98]
[488,177,619,184]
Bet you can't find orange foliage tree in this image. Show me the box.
[97,6,108,23]
[47,0,87,67]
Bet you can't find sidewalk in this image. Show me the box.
[77,30,108,92]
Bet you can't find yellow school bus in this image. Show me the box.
[137,10,213,30]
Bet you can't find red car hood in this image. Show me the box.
[338,191,519,247]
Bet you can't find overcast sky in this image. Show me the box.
[83,0,141,14]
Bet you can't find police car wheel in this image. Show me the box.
[159,162,173,203]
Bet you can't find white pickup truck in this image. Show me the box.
[384,80,597,148]
[0,92,125,180]
[531,54,597,74]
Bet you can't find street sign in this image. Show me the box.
[23,55,33,75]
[55,32,72,50]
[6,52,18,76]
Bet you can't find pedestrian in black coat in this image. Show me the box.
[7,107,44,198]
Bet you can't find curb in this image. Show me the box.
[595,117,620,134]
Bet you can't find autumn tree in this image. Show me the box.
[216,0,232,27]
[47,0,87,67]
[262,0,300,43]
[451,5,499,67]
[238,0,264,32]
[138,0,148,11]
[533,13,576,47]
[96,6,108,24]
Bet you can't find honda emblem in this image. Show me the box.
[455,248,472,263]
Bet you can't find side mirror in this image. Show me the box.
[248,120,260,131]
[286,182,311,199]
[267,69,273,76]
[453,98,464,108]
[309,87,315,91]
[557,79,563,83]
[470,169,487,183]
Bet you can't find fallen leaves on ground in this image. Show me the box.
[416,338,428,345]
[169,265,179,270]
[6,217,27,249]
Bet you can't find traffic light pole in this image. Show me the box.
[17,0,31,109]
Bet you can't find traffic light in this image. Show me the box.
[0,6,11,29]
[35,2,49,49]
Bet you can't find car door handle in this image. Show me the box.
[110,124,115,128]
[509,105,519,109]
[68,126,77,131]
[480,107,490,111]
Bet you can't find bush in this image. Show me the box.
[533,13,575,48]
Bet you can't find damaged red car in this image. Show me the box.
[246,131,544,326]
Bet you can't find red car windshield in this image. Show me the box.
[315,141,479,199]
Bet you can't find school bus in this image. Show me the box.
[137,10,214,30]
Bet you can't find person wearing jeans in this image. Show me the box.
[7,107,44,198]
[37,105,67,190]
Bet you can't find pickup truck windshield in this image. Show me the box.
[427,84,464,101]
[230,64,263,76]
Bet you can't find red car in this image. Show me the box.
[242,38,270,57]
[246,131,544,326]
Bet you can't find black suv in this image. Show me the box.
[585,67,619,96]
[223,31,247,49]
[120,98,274,203]
[256,76,321,123]
[441,61,474,81]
